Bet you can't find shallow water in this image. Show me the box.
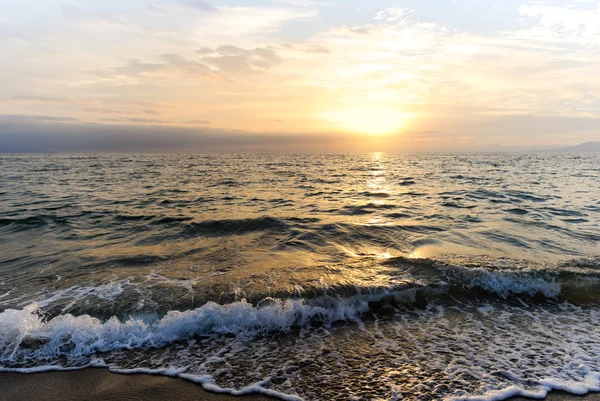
[1,153,599,400]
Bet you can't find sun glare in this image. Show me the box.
[321,106,409,136]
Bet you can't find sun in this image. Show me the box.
[320,106,409,136]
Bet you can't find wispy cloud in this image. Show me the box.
[179,0,217,12]
[0,114,80,123]
[61,4,132,27]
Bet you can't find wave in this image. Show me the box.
[339,203,398,215]
[357,191,392,198]
[0,271,559,367]
[4,255,600,319]
[0,214,297,236]
[0,297,368,365]
[0,216,53,227]
[387,255,600,303]
[180,217,292,237]
[1,256,600,400]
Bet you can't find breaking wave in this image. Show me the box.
[2,256,600,367]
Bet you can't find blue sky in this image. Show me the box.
[1,0,600,151]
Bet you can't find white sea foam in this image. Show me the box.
[450,372,600,401]
[2,299,600,401]
[0,279,132,312]
[440,264,562,298]
[0,297,367,363]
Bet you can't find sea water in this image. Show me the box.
[0,152,599,400]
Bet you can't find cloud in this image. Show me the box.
[90,44,283,82]
[2,116,598,153]
[147,5,165,14]
[61,4,84,20]
[200,45,281,74]
[302,44,330,54]
[61,4,131,27]
[0,114,79,123]
[374,7,411,23]
[109,117,166,124]
[196,47,214,55]
[0,119,344,152]
[348,27,371,35]
[81,107,159,116]
[89,56,212,80]
[189,6,318,38]
[159,53,213,74]
[0,22,31,42]
[185,120,212,125]
[179,0,217,12]
[13,95,72,104]
[89,59,166,78]
[518,2,600,45]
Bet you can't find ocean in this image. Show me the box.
[0,152,599,400]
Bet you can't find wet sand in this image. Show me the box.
[0,369,276,401]
[0,369,598,401]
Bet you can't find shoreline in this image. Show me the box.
[512,394,600,401]
[0,368,277,401]
[0,369,599,401]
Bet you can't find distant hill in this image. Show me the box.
[553,142,600,152]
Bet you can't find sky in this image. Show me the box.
[1,0,600,152]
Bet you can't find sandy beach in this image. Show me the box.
[0,369,598,401]
[0,369,276,401]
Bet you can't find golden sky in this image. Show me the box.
[1,0,600,151]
